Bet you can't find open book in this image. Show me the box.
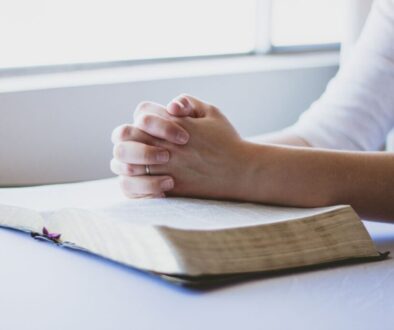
[0,181,386,286]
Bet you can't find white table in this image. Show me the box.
[1,179,393,330]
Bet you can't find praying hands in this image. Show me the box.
[111,94,394,221]
[111,95,249,200]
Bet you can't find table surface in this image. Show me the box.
[1,179,393,330]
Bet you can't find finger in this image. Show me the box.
[166,98,195,117]
[111,158,167,177]
[119,175,174,196]
[133,102,190,144]
[110,158,147,176]
[123,192,166,199]
[113,141,170,165]
[135,113,189,145]
[111,124,157,144]
[133,101,168,121]
[167,94,218,118]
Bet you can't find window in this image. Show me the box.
[0,0,343,71]
[271,0,344,47]
[0,0,256,69]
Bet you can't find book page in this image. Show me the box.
[87,198,347,230]
[0,178,348,231]
[0,204,44,232]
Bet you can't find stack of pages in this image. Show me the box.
[0,179,386,286]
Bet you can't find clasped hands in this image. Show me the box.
[111,94,252,200]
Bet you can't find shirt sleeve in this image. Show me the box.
[289,0,394,151]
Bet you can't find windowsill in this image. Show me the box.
[0,51,339,93]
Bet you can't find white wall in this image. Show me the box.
[0,56,338,186]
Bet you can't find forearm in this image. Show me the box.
[247,129,311,147]
[240,142,394,221]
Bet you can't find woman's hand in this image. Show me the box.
[111,95,250,200]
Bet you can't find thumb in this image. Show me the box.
[167,94,216,118]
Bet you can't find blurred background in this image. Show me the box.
[0,0,373,186]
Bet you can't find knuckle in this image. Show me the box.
[119,125,131,140]
[111,125,124,143]
[126,164,136,176]
[125,125,143,142]
[127,125,150,143]
[136,101,151,113]
[138,114,155,128]
[134,101,153,120]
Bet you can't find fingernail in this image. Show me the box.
[156,151,170,162]
[160,178,174,191]
[176,131,189,144]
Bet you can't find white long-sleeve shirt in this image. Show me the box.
[290,0,394,151]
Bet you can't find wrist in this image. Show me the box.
[232,140,273,202]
